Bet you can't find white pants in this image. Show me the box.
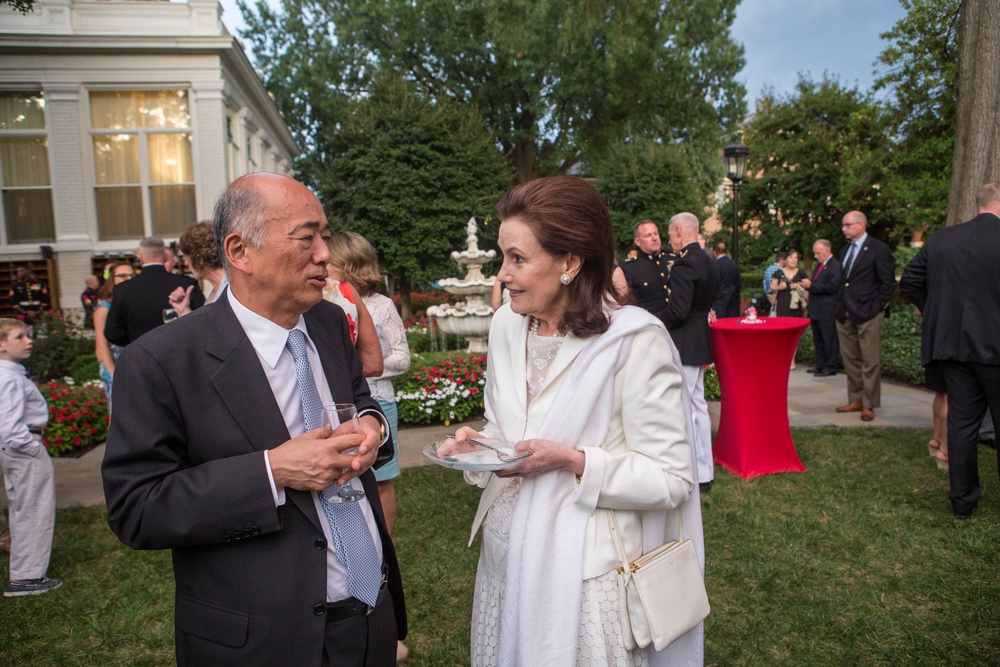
[0,440,55,580]
[681,364,713,484]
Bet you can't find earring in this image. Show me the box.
[560,274,571,285]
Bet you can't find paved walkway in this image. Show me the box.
[1,366,933,510]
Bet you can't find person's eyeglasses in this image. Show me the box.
[113,274,133,280]
[842,222,860,228]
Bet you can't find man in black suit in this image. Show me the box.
[102,173,405,666]
[834,211,895,422]
[808,239,843,376]
[105,237,205,346]
[711,242,742,318]
[900,181,1000,520]
[664,212,719,492]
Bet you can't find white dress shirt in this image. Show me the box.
[227,289,383,603]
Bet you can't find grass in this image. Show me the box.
[2,428,999,666]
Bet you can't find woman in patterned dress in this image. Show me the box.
[444,177,703,667]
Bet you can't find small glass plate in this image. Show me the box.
[423,439,531,471]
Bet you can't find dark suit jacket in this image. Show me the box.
[663,242,719,366]
[105,265,205,346]
[712,254,742,318]
[899,212,1000,366]
[807,256,843,321]
[835,234,895,325]
[102,293,406,666]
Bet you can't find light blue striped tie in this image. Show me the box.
[286,329,383,607]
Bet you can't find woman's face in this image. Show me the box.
[112,265,134,284]
[497,217,576,326]
[786,252,798,268]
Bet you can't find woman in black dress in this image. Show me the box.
[770,250,810,317]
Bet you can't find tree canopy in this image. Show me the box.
[738,76,891,267]
[874,0,960,239]
[238,0,746,187]
[317,76,511,316]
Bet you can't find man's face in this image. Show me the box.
[634,223,661,254]
[0,326,32,362]
[813,244,830,263]
[241,178,332,324]
[842,215,865,242]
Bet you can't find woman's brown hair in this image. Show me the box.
[97,261,132,301]
[495,176,625,336]
[328,232,383,298]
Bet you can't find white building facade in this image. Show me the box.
[0,0,297,315]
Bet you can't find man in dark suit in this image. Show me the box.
[664,212,719,491]
[834,211,895,422]
[808,239,843,377]
[711,241,742,318]
[900,181,1000,520]
[102,173,405,666]
[105,237,205,346]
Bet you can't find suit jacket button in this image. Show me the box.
[315,538,327,550]
[314,604,325,616]
[251,526,261,536]
[242,529,252,538]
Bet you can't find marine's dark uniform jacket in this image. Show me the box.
[620,251,672,322]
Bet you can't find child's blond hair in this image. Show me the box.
[0,318,28,340]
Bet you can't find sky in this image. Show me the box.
[218,0,908,105]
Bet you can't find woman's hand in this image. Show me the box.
[436,426,483,457]
[168,285,194,317]
[495,438,585,478]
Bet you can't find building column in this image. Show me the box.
[191,79,227,220]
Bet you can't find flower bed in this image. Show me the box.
[396,352,487,426]
[37,380,109,457]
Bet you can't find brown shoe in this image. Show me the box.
[861,408,875,421]
[836,402,863,413]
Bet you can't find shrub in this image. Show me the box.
[27,311,95,383]
[704,364,720,401]
[392,290,460,312]
[404,315,468,354]
[396,352,487,426]
[37,381,109,457]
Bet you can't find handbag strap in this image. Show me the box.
[605,507,685,571]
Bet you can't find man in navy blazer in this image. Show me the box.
[900,181,1000,519]
[102,173,405,666]
[834,211,895,421]
[711,241,742,318]
[105,237,205,346]
[808,239,842,376]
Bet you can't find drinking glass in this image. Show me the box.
[162,308,178,323]
[322,403,366,503]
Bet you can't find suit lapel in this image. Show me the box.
[531,333,594,404]
[206,293,323,532]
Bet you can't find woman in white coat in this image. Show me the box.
[448,176,705,667]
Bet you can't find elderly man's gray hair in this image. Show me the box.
[138,237,166,259]
[213,174,271,273]
[668,212,700,233]
[814,239,832,251]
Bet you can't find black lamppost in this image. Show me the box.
[723,141,750,271]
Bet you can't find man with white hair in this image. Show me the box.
[663,212,719,492]
[105,237,204,345]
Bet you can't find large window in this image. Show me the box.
[0,92,55,244]
[91,90,195,239]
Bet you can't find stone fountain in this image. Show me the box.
[426,217,496,353]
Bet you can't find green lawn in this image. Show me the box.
[2,427,999,666]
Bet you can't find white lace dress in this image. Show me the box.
[471,331,647,667]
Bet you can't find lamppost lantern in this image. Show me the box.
[723,141,750,184]
[722,141,750,273]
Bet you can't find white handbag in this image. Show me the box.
[607,509,710,652]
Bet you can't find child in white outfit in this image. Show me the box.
[0,318,60,597]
